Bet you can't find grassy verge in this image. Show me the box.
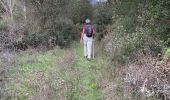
[5,48,66,99]
[2,41,122,100]
[71,43,104,100]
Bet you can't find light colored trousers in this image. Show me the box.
[83,35,92,59]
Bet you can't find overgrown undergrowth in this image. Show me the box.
[1,42,122,100]
[2,42,167,100]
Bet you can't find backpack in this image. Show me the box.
[85,24,93,37]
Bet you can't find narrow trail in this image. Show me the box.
[56,42,104,99]
[70,43,103,99]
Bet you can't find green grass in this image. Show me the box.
[5,41,157,100]
[4,41,166,100]
[4,42,110,100]
[66,42,106,100]
[6,48,66,99]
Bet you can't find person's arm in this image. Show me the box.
[80,25,85,43]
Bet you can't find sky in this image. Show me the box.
[90,0,107,5]
[96,0,108,2]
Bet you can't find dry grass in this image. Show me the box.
[0,43,105,100]
[0,50,16,100]
[123,48,170,100]
[2,42,169,100]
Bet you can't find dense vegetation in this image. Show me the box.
[0,0,94,50]
[0,0,170,100]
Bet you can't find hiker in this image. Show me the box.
[80,19,95,60]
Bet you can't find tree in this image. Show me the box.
[0,0,15,21]
[72,0,93,24]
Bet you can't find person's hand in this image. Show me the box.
[93,33,95,39]
[80,39,83,44]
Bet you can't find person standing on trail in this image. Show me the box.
[80,19,95,60]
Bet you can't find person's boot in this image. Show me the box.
[87,58,91,61]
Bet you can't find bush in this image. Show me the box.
[94,4,113,40]
[0,20,7,30]
[47,18,78,48]
[24,18,78,48]
[26,33,48,47]
[124,49,170,99]
[106,0,170,99]
[104,0,170,64]
[165,48,170,59]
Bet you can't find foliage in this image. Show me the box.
[124,49,170,99]
[72,0,93,24]
[47,18,77,47]
[94,3,113,40]
[0,0,93,49]
[107,0,170,63]
[0,20,6,30]
[1,0,170,99]
[106,0,170,99]
[165,48,170,59]
[24,0,79,48]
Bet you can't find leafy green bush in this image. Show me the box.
[0,20,6,30]
[107,0,170,63]
[25,18,78,48]
[95,9,112,25]
[26,33,48,47]
[48,18,77,47]
[94,4,113,40]
[165,48,170,58]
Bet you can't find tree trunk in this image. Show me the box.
[23,0,27,20]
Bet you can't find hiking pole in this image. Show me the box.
[93,39,94,59]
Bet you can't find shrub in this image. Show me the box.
[0,20,7,30]
[26,33,48,47]
[165,48,170,59]
[47,18,78,48]
[94,4,113,40]
[21,17,75,49]
[124,49,170,99]
[104,0,170,64]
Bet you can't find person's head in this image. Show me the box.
[85,19,91,23]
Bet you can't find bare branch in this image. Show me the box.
[0,0,9,12]
[9,0,15,14]
[35,0,41,6]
